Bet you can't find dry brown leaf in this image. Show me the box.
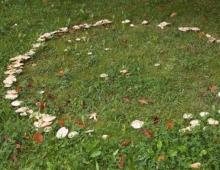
[33,132,44,144]
[166,119,174,129]
[142,129,154,138]
[23,132,30,140]
[120,139,131,147]
[15,141,22,150]
[118,153,126,169]
[47,93,56,100]
[157,154,166,161]
[10,154,17,162]
[152,116,160,125]
[27,82,33,88]
[15,86,22,93]
[138,98,154,105]
[122,96,131,103]
[208,84,218,94]
[198,31,205,38]
[58,69,65,77]
[170,12,177,17]
[37,101,46,111]
[3,135,10,142]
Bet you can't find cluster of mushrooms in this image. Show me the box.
[3,18,219,140]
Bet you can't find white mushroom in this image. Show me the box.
[141,20,149,25]
[122,19,131,24]
[199,112,209,117]
[131,120,144,129]
[100,73,108,78]
[56,127,69,139]
[190,162,201,169]
[207,118,219,125]
[157,21,170,29]
[11,100,23,107]
[15,107,29,113]
[44,126,52,133]
[42,114,56,122]
[190,119,200,127]
[68,131,79,139]
[183,113,193,120]
[89,112,98,121]
[102,134,109,140]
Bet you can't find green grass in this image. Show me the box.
[1,0,220,169]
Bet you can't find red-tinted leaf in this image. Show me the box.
[37,101,46,111]
[57,119,65,126]
[142,129,154,138]
[33,132,44,144]
[74,119,85,129]
[166,120,174,129]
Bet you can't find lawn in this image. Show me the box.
[1,0,220,169]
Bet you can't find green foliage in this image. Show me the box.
[0,0,220,169]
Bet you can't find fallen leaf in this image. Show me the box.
[152,116,160,125]
[58,69,65,77]
[142,129,154,138]
[57,119,65,126]
[120,139,131,147]
[33,132,44,144]
[118,153,126,169]
[27,82,33,88]
[15,86,22,93]
[37,101,46,111]
[122,96,131,103]
[166,120,174,129]
[23,132,30,140]
[157,154,165,161]
[47,93,56,100]
[208,84,218,94]
[15,141,22,150]
[10,154,17,162]
[74,119,85,128]
[138,98,154,105]
[3,135,10,142]
[170,12,177,17]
